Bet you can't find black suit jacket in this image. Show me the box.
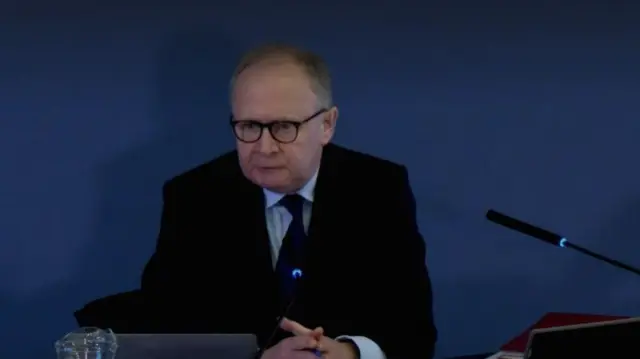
[140,144,437,359]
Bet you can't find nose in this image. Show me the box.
[257,131,279,154]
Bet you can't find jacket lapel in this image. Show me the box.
[238,176,274,277]
[308,144,341,239]
[303,145,345,279]
[232,170,280,327]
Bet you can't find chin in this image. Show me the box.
[252,169,290,192]
[257,180,291,193]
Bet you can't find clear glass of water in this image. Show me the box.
[55,327,118,359]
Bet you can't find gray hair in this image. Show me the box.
[230,43,333,108]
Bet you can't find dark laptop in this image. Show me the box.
[524,316,640,359]
[115,334,257,359]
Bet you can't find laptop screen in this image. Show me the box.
[115,334,257,359]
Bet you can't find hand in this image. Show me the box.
[280,318,323,339]
[280,318,358,359]
[261,335,322,359]
[315,337,358,359]
[260,318,324,359]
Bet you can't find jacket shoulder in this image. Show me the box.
[162,150,241,194]
[327,144,407,178]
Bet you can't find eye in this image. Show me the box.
[275,122,295,131]
[239,122,260,130]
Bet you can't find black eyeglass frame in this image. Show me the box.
[229,108,328,144]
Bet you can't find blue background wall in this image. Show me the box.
[1,2,639,358]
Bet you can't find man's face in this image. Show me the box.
[231,61,337,193]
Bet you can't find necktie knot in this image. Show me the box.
[278,194,304,219]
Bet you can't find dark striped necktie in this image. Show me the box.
[274,194,306,306]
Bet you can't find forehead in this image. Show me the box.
[231,61,318,120]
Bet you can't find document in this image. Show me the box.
[486,352,523,359]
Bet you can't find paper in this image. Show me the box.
[486,351,523,359]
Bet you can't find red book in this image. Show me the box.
[500,312,627,353]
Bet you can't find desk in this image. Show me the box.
[446,353,493,359]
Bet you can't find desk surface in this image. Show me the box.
[446,352,494,359]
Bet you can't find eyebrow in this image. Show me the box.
[237,116,303,122]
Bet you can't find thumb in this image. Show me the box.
[310,326,324,339]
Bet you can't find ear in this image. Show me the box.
[320,106,338,145]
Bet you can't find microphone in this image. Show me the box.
[486,209,640,277]
[255,269,321,359]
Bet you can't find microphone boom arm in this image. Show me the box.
[486,209,640,277]
[564,240,640,276]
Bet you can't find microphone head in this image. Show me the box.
[291,268,303,279]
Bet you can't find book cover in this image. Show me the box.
[499,312,627,353]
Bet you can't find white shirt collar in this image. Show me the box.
[263,169,319,208]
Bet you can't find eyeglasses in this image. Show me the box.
[230,109,327,144]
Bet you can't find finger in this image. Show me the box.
[290,350,323,359]
[280,318,314,336]
[310,349,324,358]
[286,335,320,351]
[310,326,324,340]
[316,336,338,353]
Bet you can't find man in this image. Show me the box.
[141,44,437,359]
